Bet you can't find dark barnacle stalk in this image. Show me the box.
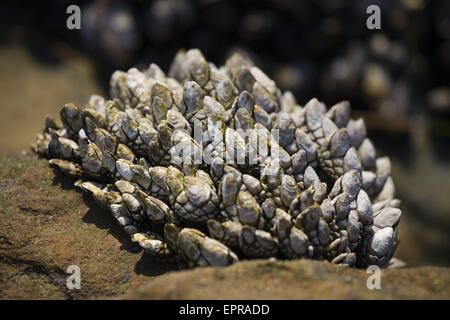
[33,49,402,269]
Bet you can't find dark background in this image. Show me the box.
[0,0,449,266]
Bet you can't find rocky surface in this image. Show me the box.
[0,154,176,299]
[0,154,449,299]
[121,259,449,300]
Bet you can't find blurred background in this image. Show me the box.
[0,0,449,267]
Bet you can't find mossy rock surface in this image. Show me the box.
[0,154,174,299]
[0,154,449,299]
[121,259,450,299]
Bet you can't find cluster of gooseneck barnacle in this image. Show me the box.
[33,49,402,269]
